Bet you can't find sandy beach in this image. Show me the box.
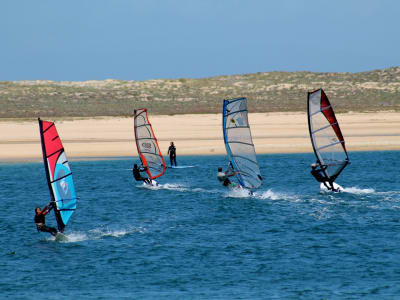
[1,112,400,162]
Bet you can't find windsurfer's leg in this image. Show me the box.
[323,181,330,190]
[329,181,338,192]
[39,225,58,236]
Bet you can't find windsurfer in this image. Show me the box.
[217,166,237,187]
[133,164,151,184]
[34,203,58,236]
[310,163,337,191]
[167,142,177,167]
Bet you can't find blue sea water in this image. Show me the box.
[0,151,400,299]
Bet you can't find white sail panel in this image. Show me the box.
[134,109,166,180]
[223,98,262,189]
[308,89,349,180]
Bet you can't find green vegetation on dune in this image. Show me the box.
[1,67,400,118]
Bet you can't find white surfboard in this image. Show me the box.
[320,182,344,192]
[143,180,158,187]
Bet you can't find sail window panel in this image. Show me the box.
[223,98,262,189]
[226,127,253,145]
[308,90,322,115]
[50,151,76,226]
[311,113,333,150]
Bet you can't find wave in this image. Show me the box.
[167,165,197,169]
[224,187,253,198]
[48,226,147,243]
[256,189,300,202]
[138,182,189,192]
[342,186,375,194]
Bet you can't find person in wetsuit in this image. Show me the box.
[167,142,177,167]
[310,163,336,191]
[217,166,237,187]
[132,164,151,184]
[34,203,58,236]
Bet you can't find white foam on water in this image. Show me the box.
[224,187,252,198]
[45,231,88,243]
[168,165,196,169]
[137,182,188,192]
[342,186,375,194]
[257,189,300,202]
[47,226,148,243]
[89,226,146,239]
[60,232,88,242]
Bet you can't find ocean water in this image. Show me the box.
[1,151,399,299]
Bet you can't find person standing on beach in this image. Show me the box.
[167,142,177,167]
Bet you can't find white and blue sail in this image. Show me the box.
[222,97,262,190]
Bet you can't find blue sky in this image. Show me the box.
[1,0,399,81]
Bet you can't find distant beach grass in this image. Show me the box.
[1,67,400,118]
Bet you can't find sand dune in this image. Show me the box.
[0,112,399,162]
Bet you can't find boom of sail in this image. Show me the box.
[222,97,262,189]
[134,109,166,180]
[38,118,77,233]
[307,89,349,182]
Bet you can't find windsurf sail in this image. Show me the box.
[307,89,349,182]
[38,118,77,233]
[223,97,262,189]
[134,109,166,180]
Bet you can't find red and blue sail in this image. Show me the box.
[38,118,77,232]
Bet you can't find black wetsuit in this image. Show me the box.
[168,145,177,166]
[311,167,334,190]
[132,166,150,184]
[35,206,57,236]
[311,169,327,183]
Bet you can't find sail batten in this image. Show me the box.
[134,109,166,180]
[223,97,262,190]
[307,89,349,182]
[38,118,77,233]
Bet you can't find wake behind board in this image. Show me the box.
[320,182,344,193]
[167,165,196,169]
[55,232,68,242]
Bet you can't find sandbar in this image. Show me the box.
[0,112,399,162]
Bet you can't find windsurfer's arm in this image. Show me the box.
[226,171,237,177]
[40,204,53,216]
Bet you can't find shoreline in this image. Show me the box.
[1,112,400,163]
